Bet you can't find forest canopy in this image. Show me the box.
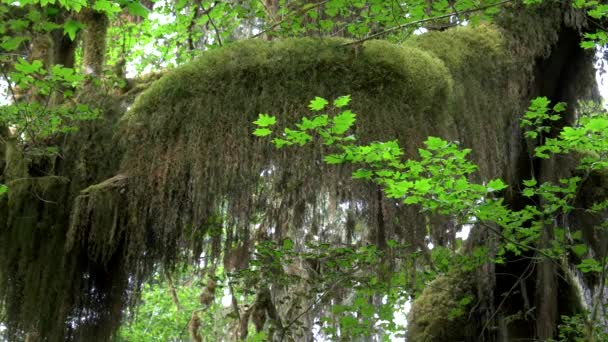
[1,0,608,341]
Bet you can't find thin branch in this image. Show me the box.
[479,261,536,338]
[252,0,332,39]
[164,269,183,312]
[343,0,514,46]
[477,221,559,262]
[279,276,343,342]
[201,2,222,47]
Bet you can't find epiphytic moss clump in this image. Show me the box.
[65,27,529,339]
[406,271,475,341]
[103,32,523,276]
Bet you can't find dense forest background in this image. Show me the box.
[1,0,608,341]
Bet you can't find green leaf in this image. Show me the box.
[282,238,294,250]
[413,179,432,193]
[553,102,566,112]
[253,113,277,127]
[339,315,357,329]
[571,244,587,257]
[127,1,149,17]
[522,188,535,197]
[324,154,344,164]
[9,19,29,31]
[487,179,508,192]
[331,110,356,135]
[524,131,538,139]
[333,95,351,108]
[586,117,608,131]
[403,196,421,204]
[580,40,597,49]
[297,114,328,130]
[272,138,290,148]
[571,230,583,241]
[253,128,272,137]
[14,59,43,74]
[352,169,373,179]
[1,37,28,51]
[93,0,122,14]
[577,258,602,273]
[64,20,85,40]
[37,21,62,32]
[0,184,7,197]
[309,97,328,111]
[424,136,448,150]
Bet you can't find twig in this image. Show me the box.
[252,0,332,39]
[164,269,183,312]
[187,6,202,50]
[477,221,558,262]
[479,261,535,338]
[201,2,222,47]
[279,277,343,342]
[343,0,514,46]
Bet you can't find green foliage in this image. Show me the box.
[254,94,608,339]
[0,58,100,151]
[231,239,410,340]
[254,96,504,218]
[536,102,608,171]
[572,0,608,47]
[555,311,608,342]
[521,96,565,139]
[117,269,227,341]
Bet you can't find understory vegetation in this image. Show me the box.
[1,0,608,341]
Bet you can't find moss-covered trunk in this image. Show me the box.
[0,2,604,341]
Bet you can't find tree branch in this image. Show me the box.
[343,0,514,46]
[252,0,332,39]
[201,2,222,47]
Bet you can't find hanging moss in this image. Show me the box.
[79,9,109,76]
[0,87,142,341]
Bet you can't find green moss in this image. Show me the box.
[410,25,519,184]
[407,271,475,341]
[0,90,139,341]
[80,9,109,76]
[68,174,129,264]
